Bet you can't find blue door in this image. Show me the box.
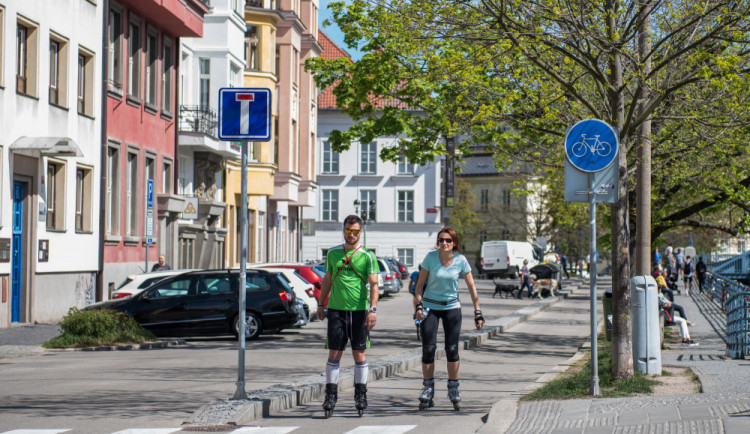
[12,182,24,322]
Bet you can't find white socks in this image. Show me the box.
[354,360,368,384]
[326,359,340,384]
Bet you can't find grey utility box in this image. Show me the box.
[631,275,662,375]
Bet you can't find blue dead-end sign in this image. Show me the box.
[565,119,618,172]
[218,88,272,141]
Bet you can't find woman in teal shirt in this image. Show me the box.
[413,227,484,410]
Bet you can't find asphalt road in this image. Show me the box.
[0,278,594,433]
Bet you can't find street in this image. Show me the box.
[0,278,597,433]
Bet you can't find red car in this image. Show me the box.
[261,263,324,302]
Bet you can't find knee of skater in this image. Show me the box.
[446,344,460,362]
[422,345,437,364]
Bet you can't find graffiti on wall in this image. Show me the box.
[75,273,96,306]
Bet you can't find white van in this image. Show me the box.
[480,240,540,278]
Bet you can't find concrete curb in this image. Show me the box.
[186,290,574,426]
[46,339,186,352]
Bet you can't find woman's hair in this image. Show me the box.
[435,227,460,252]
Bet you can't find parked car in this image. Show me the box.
[250,263,324,302]
[111,269,197,299]
[247,266,318,324]
[377,257,401,295]
[390,258,410,279]
[383,257,404,289]
[480,240,540,278]
[83,269,300,340]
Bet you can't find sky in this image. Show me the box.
[319,0,364,60]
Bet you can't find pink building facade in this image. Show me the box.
[102,0,208,295]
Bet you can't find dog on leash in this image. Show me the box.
[493,283,520,298]
[531,278,559,299]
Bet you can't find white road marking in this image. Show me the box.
[342,426,417,434]
[232,428,299,434]
[2,431,71,434]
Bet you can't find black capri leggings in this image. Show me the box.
[420,307,462,363]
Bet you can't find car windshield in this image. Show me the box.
[274,274,293,291]
[116,277,134,290]
[138,277,164,289]
[311,266,325,277]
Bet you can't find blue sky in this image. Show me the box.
[319,0,364,60]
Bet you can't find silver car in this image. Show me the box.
[377,257,401,295]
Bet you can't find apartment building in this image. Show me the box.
[0,0,102,327]
[102,0,208,295]
[302,32,442,267]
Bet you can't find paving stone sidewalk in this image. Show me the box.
[504,281,750,434]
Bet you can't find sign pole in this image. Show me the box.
[589,175,601,395]
[234,140,248,400]
[145,179,154,273]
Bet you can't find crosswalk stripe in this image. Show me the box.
[110,430,181,434]
[2,431,71,434]
[342,426,417,434]
[232,428,299,434]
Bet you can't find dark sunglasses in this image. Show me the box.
[344,228,361,235]
[438,238,453,244]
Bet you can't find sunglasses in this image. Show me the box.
[344,228,361,235]
[438,238,453,244]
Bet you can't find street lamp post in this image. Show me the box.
[354,199,376,247]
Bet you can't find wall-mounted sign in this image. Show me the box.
[183,197,199,219]
[38,239,49,262]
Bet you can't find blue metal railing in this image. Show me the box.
[702,272,750,358]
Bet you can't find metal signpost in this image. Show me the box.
[564,119,619,396]
[145,179,154,272]
[218,87,272,400]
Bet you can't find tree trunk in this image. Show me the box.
[607,0,634,380]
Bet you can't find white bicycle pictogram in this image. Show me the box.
[571,134,612,158]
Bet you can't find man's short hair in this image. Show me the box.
[343,214,363,227]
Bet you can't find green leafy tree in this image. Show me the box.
[309,0,750,378]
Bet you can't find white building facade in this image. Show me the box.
[0,0,103,326]
[303,111,443,267]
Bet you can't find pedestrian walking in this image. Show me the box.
[413,228,484,411]
[683,256,695,296]
[151,254,171,271]
[696,256,707,293]
[675,248,685,280]
[316,214,380,418]
[517,259,532,298]
[560,252,570,279]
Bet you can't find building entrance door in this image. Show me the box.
[11,181,25,322]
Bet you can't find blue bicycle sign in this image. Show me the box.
[565,119,618,172]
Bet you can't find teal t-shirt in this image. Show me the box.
[421,250,471,311]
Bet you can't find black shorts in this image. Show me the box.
[326,309,370,351]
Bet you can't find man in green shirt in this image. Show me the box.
[316,215,380,418]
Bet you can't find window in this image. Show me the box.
[322,190,338,222]
[503,190,512,209]
[75,166,93,232]
[108,5,123,91]
[162,159,172,193]
[106,145,120,236]
[398,190,414,222]
[292,47,299,85]
[49,40,59,104]
[245,25,259,70]
[321,141,339,174]
[360,142,377,174]
[480,188,489,211]
[46,161,65,230]
[127,15,141,98]
[397,248,414,267]
[162,36,173,112]
[145,29,158,107]
[397,155,414,175]
[77,49,94,116]
[199,58,210,108]
[125,152,139,237]
[0,7,4,86]
[178,155,189,195]
[359,190,376,222]
[16,18,38,96]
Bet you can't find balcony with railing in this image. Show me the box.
[179,105,218,138]
[246,0,279,10]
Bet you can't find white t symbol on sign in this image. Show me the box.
[236,93,255,135]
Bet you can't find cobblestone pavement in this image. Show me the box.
[505,280,750,434]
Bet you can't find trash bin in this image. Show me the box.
[603,289,613,341]
[631,275,661,375]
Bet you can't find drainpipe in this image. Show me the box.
[97,0,110,302]
[173,37,181,268]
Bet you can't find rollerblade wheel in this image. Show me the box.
[358,409,364,417]
[324,409,333,419]
[419,401,427,410]
[453,402,460,411]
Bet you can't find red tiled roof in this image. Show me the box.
[317,31,411,110]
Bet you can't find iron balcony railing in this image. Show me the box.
[179,105,218,137]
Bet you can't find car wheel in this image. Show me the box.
[234,312,262,340]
